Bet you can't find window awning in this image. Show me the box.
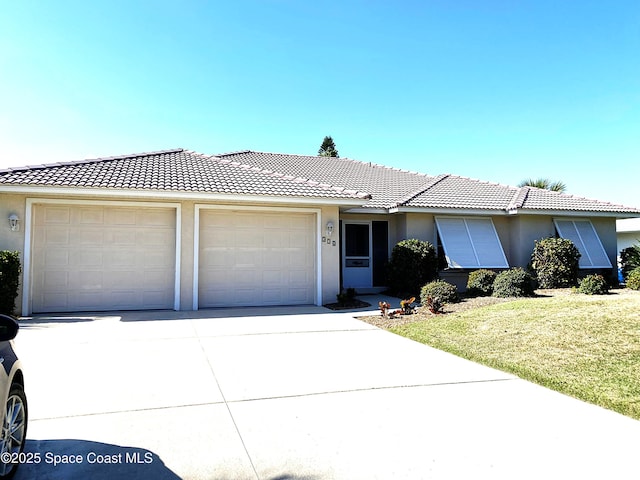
[435,217,509,269]
[553,219,612,268]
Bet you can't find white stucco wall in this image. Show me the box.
[617,218,640,255]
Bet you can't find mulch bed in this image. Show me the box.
[323,299,371,310]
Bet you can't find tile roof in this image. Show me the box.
[219,151,640,214]
[402,174,640,214]
[401,174,519,210]
[0,149,369,200]
[1,148,638,215]
[215,150,432,209]
[511,186,640,213]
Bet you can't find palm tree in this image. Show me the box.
[518,178,567,193]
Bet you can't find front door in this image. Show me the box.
[342,222,372,289]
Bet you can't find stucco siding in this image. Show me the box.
[618,232,640,256]
[0,193,27,314]
[508,215,555,268]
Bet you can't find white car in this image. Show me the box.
[0,314,27,479]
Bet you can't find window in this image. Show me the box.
[553,219,612,268]
[435,217,509,269]
[345,223,369,257]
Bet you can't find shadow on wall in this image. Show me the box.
[16,439,180,480]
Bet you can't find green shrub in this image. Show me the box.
[386,239,437,296]
[420,280,459,305]
[627,267,640,291]
[578,274,609,295]
[0,251,21,316]
[492,268,535,298]
[530,237,581,288]
[466,269,497,297]
[620,244,640,281]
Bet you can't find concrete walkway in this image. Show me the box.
[13,305,640,479]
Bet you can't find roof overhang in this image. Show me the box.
[507,208,640,219]
[0,184,367,207]
[388,206,510,216]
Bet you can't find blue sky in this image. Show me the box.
[1,0,639,208]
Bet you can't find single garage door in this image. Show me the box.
[31,204,176,313]
[199,210,316,307]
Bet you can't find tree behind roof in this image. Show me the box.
[318,136,339,157]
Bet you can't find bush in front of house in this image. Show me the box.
[0,251,21,316]
[530,237,581,288]
[386,239,438,296]
[578,274,609,295]
[420,280,460,305]
[620,243,640,281]
[492,268,535,298]
[466,269,497,297]
[627,267,640,291]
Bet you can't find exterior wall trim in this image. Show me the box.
[0,185,363,207]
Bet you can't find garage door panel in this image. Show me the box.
[106,208,137,225]
[44,228,70,244]
[79,208,104,224]
[77,228,104,244]
[44,250,69,267]
[76,251,103,267]
[42,293,69,311]
[138,229,173,246]
[42,206,70,224]
[32,204,176,313]
[111,229,137,245]
[199,210,316,308]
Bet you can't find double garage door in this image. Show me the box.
[30,204,317,313]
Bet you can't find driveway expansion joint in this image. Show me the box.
[227,377,518,404]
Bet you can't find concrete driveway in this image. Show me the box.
[13,305,640,479]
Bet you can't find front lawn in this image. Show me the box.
[384,289,640,420]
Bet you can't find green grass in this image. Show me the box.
[390,290,640,420]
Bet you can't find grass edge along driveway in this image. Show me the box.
[389,290,640,420]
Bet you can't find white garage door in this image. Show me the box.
[199,210,316,307]
[31,204,176,313]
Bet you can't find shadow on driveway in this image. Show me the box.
[17,439,321,480]
[18,294,398,325]
[16,439,180,480]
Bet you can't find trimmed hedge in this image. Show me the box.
[578,274,609,295]
[0,251,21,316]
[386,239,438,296]
[420,280,459,305]
[627,267,640,291]
[492,268,535,298]
[466,269,497,297]
[530,237,580,288]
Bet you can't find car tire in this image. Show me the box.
[0,383,28,479]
